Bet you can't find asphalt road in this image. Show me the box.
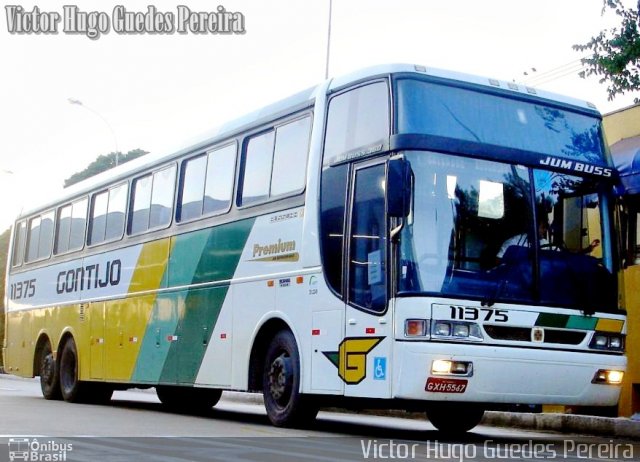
[0,374,637,461]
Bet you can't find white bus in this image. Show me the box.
[4,64,626,432]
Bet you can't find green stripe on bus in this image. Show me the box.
[565,316,598,330]
[535,313,599,330]
[130,230,210,383]
[132,218,255,384]
[130,292,182,383]
[535,313,569,328]
[160,218,255,384]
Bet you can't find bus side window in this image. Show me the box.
[11,220,26,267]
[56,204,73,254]
[89,183,128,245]
[323,81,389,164]
[319,83,389,298]
[131,164,176,233]
[241,115,311,206]
[271,116,311,196]
[55,198,88,254]
[178,155,207,222]
[25,211,54,262]
[348,163,387,312]
[149,165,176,228]
[203,144,236,215]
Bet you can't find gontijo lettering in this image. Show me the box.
[56,259,121,294]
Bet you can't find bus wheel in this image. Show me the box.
[39,342,61,400]
[156,385,222,411]
[59,337,86,403]
[426,403,484,433]
[262,330,318,427]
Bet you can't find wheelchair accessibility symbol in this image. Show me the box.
[373,357,387,380]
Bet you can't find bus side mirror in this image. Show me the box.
[387,156,412,217]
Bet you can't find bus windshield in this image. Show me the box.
[397,151,619,313]
[396,78,607,166]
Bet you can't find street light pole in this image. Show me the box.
[68,98,120,167]
[325,0,332,80]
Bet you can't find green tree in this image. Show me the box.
[573,0,640,101]
[0,228,10,368]
[64,149,148,188]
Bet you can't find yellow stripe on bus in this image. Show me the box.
[102,239,172,381]
[595,318,625,333]
[128,238,172,294]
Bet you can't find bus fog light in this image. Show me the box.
[431,360,473,376]
[405,319,427,337]
[431,360,452,374]
[592,369,624,385]
[452,362,470,374]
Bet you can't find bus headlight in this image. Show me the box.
[433,321,451,337]
[589,332,625,352]
[431,321,483,341]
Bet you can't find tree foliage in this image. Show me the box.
[573,0,640,101]
[63,148,148,188]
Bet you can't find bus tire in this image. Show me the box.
[426,403,484,433]
[156,385,222,411]
[39,341,61,400]
[58,337,88,403]
[262,330,318,427]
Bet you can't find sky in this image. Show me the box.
[1,0,638,231]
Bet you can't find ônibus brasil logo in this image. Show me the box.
[7,438,72,461]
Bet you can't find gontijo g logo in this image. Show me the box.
[323,337,385,384]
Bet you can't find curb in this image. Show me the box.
[484,411,640,440]
[220,392,640,440]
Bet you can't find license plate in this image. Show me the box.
[425,377,468,393]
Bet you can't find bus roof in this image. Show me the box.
[16,63,601,220]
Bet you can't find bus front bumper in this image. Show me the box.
[394,341,626,406]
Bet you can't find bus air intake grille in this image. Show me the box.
[484,326,587,345]
[484,325,530,341]
[543,329,587,345]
